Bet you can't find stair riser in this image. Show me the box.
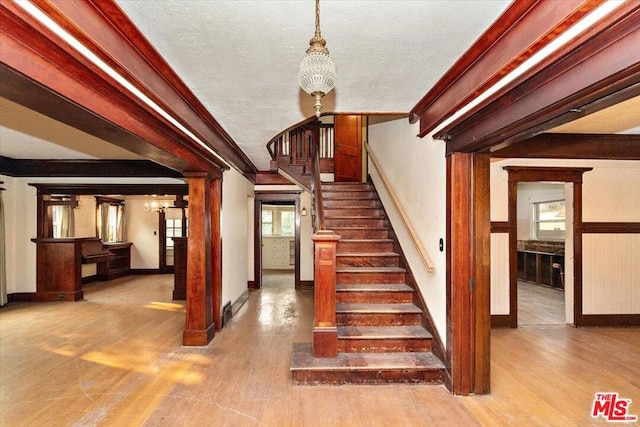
[337,339,432,353]
[323,191,375,199]
[325,218,385,228]
[322,184,373,192]
[337,272,405,284]
[333,229,389,239]
[336,312,422,326]
[337,256,399,267]
[325,208,383,217]
[292,369,445,385]
[324,199,380,208]
[337,291,413,304]
[337,241,394,252]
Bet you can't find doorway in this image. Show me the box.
[253,191,301,289]
[516,182,567,326]
[261,202,295,289]
[504,166,592,328]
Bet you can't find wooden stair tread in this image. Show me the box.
[336,283,412,292]
[336,303,422,313]
[291,343,444,371]
[339,238,393,243]
[337,326,432,339]
[336,266,406,273]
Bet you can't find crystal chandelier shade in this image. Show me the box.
[298,0,336,118]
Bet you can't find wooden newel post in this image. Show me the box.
[311,230,341,357]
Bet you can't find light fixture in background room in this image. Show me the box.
[298,0,336,118]
[144,196,171,213]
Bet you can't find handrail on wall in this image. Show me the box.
[365,142,435,273]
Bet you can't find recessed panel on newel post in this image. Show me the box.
[311,230,341,357]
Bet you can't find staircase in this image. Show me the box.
[291,182,445,385]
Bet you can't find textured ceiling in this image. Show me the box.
[113,0,511,170]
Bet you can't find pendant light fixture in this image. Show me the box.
[298,0,336,118]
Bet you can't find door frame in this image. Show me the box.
[504,167,592,328]
[253,191,302,289]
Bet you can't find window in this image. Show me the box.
[261,210,273,235]
[534,200,565,240]
[96,197,125,243]
[165,218,185,248]
[261,205,295,236]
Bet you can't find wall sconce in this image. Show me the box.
[301,207,308,216]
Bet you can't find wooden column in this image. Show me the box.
[183,173,214,346]
[446,152,491,395]
[172,236,187,300]
[210,177,223,332]
[311,230,341,357]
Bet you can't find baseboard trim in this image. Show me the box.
[6,292,37,303]
[491,315,512,328]
[579,314,640,327]
[221,290,250,329]
[129,269,161,275]
[298,280,314,290]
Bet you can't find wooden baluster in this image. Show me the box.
[311,230,341,357]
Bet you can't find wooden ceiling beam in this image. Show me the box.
[491,133,640,160]
[436,4,640,154]
[0,157,184,178]
[0,0,257,181]
[410,0,605,137]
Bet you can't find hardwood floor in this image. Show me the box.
[518,281,565,325]
[1,275,638,426]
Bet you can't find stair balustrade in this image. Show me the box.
[266,120,337,357]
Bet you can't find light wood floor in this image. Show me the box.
[1,275,638,426]
[518,281,565,325]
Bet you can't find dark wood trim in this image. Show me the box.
[210,178,223,333]
[129,268,162,275]
[253,191,302,290]
[436,4,640,153]
[447,153,473,395]
[159,211,168,274]
[0,157,182,178]
[182,173,215,346]
[6,293,38,303]
[503,166,593,183]
[247,281,256,289]
[579,314,640,327]
[491,315,511,328]
[410,0,604,135]
[573,180,585,327]
[298,280,314,290]
[491,134,640,160]
[472,153,491,395]
[491,221,510,233]
[28,183,188,196]
[255,172,294,185]
[582,222,640,234]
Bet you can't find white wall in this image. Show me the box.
[221,168,254,314]
[490,159,640,317]
[125,197,161,269]
[368,118,447,345]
